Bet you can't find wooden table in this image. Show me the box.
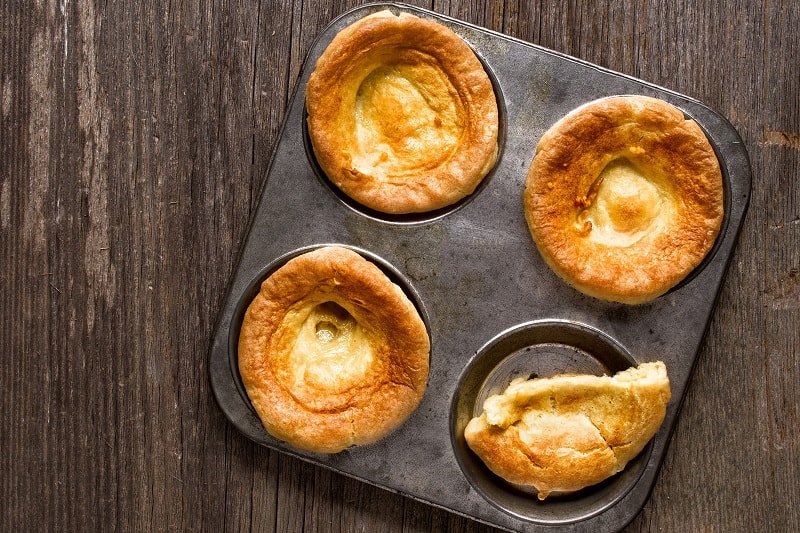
[3,1,798,531]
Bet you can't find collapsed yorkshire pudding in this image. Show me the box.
[524,96,725,304]
[238,246,430,454]
[305,10,499,214]
[464,361,671,500]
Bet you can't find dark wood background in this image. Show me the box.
[3,0,798,531]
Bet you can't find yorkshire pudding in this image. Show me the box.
[305,10,499,214]
[524,96,724,304]
[464,361,671,500]
[238,246,430,453]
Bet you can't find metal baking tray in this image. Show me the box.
[208,3,751,531]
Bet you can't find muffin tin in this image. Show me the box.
[208,3,751,532]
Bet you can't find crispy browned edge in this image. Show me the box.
[524,95,725,304]
[238,246,430,453]
[306,9,499,214]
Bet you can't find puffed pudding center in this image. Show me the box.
[354,60,464,178]
[288,301,375,395]
[579,159,676,247]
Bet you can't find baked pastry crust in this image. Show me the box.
[464,361,671,500]
[306,9,499,214]
[238,246,430,453]
[524,96,724,304]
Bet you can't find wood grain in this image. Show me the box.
[2,0,797,531]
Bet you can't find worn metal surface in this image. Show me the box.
[209,3,751,531]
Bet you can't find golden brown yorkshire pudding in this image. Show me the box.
[305,10,499,214]
[464,361,671,500]
[524,96,725,304]
[238,246,430,454]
